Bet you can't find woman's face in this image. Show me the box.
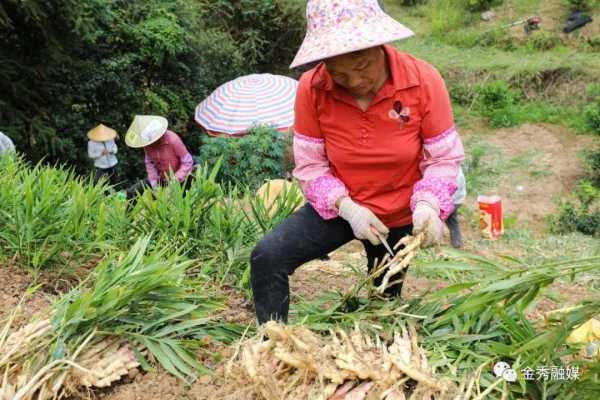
[325,46,388,98]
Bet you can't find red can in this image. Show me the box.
[477,195,503,240]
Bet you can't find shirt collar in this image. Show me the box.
[310,45,420,93]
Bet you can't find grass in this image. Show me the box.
[462,135,543,195]
[385,0,600,134]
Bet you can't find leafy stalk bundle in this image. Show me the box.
[290,246,600,399]
[0,237,246,399]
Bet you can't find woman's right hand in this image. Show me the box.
[337,197,389,245]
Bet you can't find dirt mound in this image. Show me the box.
[0,263,51,328]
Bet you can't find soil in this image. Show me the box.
[0,261,52,328]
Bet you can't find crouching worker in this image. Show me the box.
[249,0,464,324]
[124,115,194,199]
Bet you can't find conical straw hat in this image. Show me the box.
[125,115,168,148]
[87,124,118,142]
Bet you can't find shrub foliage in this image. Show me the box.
[197,126,292,189]
[0,0,304,179]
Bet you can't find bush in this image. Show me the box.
[550,180,600,236]
[476,80,520,111]
[583,146,600,185]
[426,0,504,37]
[476,28,517,50]
[449,83,476,106]
[465,0,504,11]
[584,100,600,133]
[486,107,521,128]
[587,83,600,100]
[565,0,595,11]
[198,0,305,74]
[585,36,600,52]
[197,126,291,189]
[444,28,516,50]
[527,31,563,51]
[427,0,475,36]
[474,80,523,128]
[0,0,304,180]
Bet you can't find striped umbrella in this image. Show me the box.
[194,73,298,137]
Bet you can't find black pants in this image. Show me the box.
[445,206,463,248]
[250,203,412,324]
[125,179,152,200]
[95,166,116,186]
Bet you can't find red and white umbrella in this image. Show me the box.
[194,74,298,137]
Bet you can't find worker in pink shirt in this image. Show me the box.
[124,115,194,198]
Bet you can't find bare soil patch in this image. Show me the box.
[463,123,597,233]
[0,262,52,328]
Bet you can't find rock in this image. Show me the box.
[128,368,139,380]
[481,11,496,21]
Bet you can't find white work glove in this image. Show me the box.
[338,197,389,245]
[412,201,444,248]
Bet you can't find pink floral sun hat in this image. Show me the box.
[290,0,415,68]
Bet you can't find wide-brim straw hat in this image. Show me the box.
[87,124,118,142]
[125,115,168,148]
[290,0,415,68]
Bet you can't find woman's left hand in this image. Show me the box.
[412,202,443,247]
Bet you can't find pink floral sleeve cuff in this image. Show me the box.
[411,177,457,221]
[304,175,348,219]
[414,126,464,220]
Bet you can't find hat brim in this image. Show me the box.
[125,116,169,148]
[290,14,414,69]
[87,131,117,141]
[87,124,118,142]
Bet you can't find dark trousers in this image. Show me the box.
[250,203,413,324]
[95,166,116,186]
[445,206,463,248]
[125,179,152,200]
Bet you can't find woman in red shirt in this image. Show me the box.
[251,0,465,324]
[124,115,194,197]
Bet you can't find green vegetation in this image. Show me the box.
[584,85,600,134]
[1,238,249,397]
[0,0,305,180]
[197,126,293,189]
[566,0,597,11]
[0,153,302,287]
[550,180,600,236]
[583,144,600,185]
[292,251,600,398]
[390,0,600,135]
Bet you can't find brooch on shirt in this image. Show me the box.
[388,101,411,128]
